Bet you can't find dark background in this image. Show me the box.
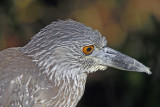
[0,0,160,107]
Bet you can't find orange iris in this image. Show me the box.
[83,45,94,55]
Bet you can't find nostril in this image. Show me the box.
[104,47,116,54]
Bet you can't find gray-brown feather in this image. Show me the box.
[0,48,87,107]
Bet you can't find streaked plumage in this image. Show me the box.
[0,19,151,107]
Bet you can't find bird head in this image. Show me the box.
[20,19,151,78]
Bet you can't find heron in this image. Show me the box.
[0,19,151,107]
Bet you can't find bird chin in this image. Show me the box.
[87,65,108,73]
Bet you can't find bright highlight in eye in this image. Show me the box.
[83,45,94,55]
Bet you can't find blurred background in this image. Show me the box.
[0,0,160,107]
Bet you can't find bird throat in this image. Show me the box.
[39,71,87,107]
[52,73,87,107]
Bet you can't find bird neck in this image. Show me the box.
[44,73,87,107]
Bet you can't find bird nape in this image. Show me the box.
[0,19,151,107]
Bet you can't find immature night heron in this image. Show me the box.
[0,19,151,107]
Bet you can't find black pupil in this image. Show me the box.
[87,47,91,52]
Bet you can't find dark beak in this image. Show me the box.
[93,46,151,74]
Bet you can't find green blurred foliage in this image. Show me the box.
[0,0,160,107]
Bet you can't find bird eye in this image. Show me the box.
[83,45,94,55]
